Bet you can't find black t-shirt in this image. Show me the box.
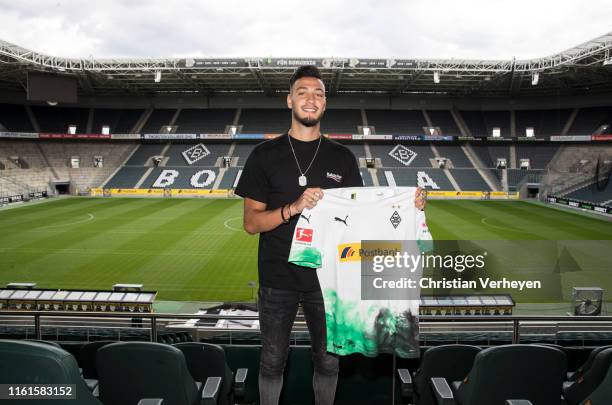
[235,134,363,291]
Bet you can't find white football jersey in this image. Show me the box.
[288,187,432,358]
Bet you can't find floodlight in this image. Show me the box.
[154,71,162,83]
[531,72,539,86]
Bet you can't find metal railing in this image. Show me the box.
[2,311,612,345]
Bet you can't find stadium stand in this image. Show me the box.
[238,109,290,133]
[366,110,427,134]
[434,144,473,168]
[381,168,455,189]
[505,169,545,190]
[218,167,242,189]
[359,169,373,186]
[567,107,612,136]
[369,144,435,168]
[565,182,612,206]
[472,143,510,168]
[516,143,560,169]
[426,110,461,135]
[38,141,137,191]
[232,143,258,166]
[175,109,236,133]
[145,166,220,189]
[31,106,89,133]
[141,109,176,133]
[461,110,512,138]
[0,103,35,131]
[165,143,232,167]
[450,169,492,190]
[125,143,167,166]
[104,166,149,188]
[0,139,47,169]
[321,109,362,133]
[515,109,572,137]
[91,108,144,134]
[345,142,366,160]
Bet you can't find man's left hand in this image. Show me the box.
[415,187,426,211]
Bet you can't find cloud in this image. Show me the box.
[0,0,610,60]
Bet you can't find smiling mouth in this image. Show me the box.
[302,107,317,113]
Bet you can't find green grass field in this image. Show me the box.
[0,197,610,302]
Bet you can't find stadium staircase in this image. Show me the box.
[461,143,500,191]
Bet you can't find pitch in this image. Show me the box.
[0,197,610,302]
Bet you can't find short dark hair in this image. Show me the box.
[289,65,322,91]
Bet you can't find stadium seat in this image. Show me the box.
[79,340,116,379]
[430,344,566,405]
[563,347,612,405]
[174,342,247,405]
[0,339,102,405]
[579,361,612,405]
[566,345,612,382]
[399,344,481,405]
[96,341,222,405]
[25,339,62,348]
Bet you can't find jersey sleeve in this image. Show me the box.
[234,148,269,204]
[287,208,322,268]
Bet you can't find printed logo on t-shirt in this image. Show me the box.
[295,227,313,243]
[326,172,343,183]
[390,210,402,229]
[338,243,361,262]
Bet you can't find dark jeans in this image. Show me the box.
[258,286,339,405]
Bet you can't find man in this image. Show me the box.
[235,65,425,405]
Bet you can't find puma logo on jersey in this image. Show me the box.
[334,215,348,226]
[326,172,343,183]
[300,214,311,223]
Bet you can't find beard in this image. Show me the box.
[293,108,324,127]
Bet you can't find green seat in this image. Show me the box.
[413,345,481,405]
[281,346,315,405]
[0,339,102,405]
[564,347,612,405]
[79,341,115,379]
[453,344,566,405]
[580,362,612,405]
[222,344,261,404]
[567,345,612,382]
[97,341,221,405]
[174,342,234,405]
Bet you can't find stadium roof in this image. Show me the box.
[1,32,611,98]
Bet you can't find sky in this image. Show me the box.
[0,0,610,60]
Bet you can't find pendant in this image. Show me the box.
[299,175,307,186]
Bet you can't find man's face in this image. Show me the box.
[287,76,326,127]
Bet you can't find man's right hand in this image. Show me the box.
[290,188,324,214]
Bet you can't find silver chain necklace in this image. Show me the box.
[287,132,322,186]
